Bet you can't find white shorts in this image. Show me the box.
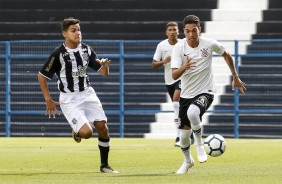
[59,87,107,133]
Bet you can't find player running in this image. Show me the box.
[38,17,118,173]
[171,15,246,174]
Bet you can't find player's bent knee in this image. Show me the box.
[84,131,93,139]
[78,129,93,139]
[78,124,93,139]
[94,121,108,132]
[187,105,200,121]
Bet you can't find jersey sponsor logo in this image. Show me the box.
[45,56,55,72]
[201,48,209,58]
[72,65,87,77]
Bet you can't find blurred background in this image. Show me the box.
[0,0,282,138]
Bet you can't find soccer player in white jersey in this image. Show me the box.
[152,22,182,146]
[38,17,118,173]
[171,15,246,174]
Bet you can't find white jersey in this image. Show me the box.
[153,39,180,85]
[171,37,225,98]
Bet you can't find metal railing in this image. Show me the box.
[1,39,282,138]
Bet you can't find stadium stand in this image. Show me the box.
[146,0,282,138]
[0,0,217,137]
[0,0,217,40]
[1,0,281,138]
[202,0,282,138]
[254,0,282,39]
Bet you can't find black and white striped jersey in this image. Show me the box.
[39,42,102,93]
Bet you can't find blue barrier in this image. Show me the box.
[1,39,282,138]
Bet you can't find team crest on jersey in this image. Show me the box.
[72,118,77,124]
[201,48,209,58]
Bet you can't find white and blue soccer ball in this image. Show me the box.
[204,134,226,157]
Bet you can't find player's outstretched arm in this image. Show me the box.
[222,51,246,94]
[38,73,60,118]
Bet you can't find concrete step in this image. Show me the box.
[200,33,252,40]
[263,9,282,21]
[0,0,217,10]
[205,21,257,34]
[269,0,282,8]
[155,113,175,124]
[144,122,177,138]
[0,9,211,22]
[144,133,176,139]
[212,9,263,21]
[217,0,268,10]
[252,33,282,39]
[257,21,282,33]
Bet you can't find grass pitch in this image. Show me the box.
[0,138,281,184]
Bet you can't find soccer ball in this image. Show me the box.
[204,134,226,157]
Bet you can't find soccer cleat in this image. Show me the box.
[174,137,180,147]
[176,157,195,174]
[100,165,119,174]
[196,144,207,163]
[72,130,81,143]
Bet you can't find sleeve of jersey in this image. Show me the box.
[39,53,59,80]
[153,44,162,61]
[88,48,102,71]
[171,44,182,69]
[212,39,225,55]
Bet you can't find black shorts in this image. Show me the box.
[166,80,181,100]
[178,93,214,128]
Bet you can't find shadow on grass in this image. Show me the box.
[0,171,174,177]
[112,173,172,177]
[0,171,92,176]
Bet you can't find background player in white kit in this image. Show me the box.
[38,17,118,173]
[152,22,181,146]
[171,15,246,174]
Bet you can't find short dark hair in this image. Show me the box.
[166,21,178,29]
[183,15,200,28]
[61,17,80,32]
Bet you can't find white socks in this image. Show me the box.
[172,101,179,119]
[179,129,192,163]
[173,101,180,137]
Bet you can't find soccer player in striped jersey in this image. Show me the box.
[171,15,246,174]
[38,17,118,173]
[152,22,182,146]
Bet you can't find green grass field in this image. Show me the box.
[0,138,281,184]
